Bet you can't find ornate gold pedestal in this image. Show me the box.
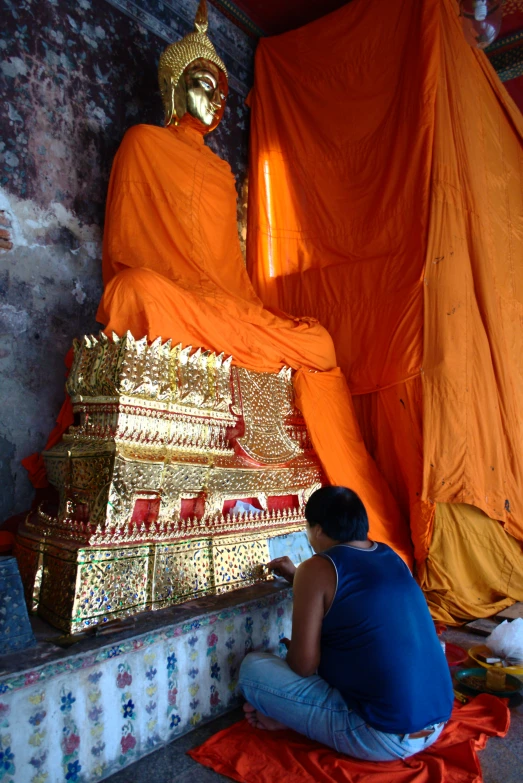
[16,333,323,633]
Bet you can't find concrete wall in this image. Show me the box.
[0,0,255,521]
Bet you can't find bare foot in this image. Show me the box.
[243,702,257,727]
[243,702,287,731]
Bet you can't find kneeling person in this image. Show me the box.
[239,486,453,761]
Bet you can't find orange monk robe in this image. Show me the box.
[98,124,335,373]
[95,123,412,563]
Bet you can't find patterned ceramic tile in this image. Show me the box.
[0,589,292,782]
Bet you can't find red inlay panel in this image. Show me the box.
[131,498,161,525]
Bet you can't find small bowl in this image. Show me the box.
[445,642,468,668]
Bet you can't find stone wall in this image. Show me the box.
[0,0,255,521]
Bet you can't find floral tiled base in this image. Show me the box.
[0,587,292,783]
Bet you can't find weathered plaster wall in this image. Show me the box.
[0,0,255,521]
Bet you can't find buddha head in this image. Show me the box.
[158,0,228,133]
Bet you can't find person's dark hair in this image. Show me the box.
[305,486,369,542]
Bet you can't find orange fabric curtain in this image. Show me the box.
[248,0,438,397]
[246,0,523,572]
[247,0,439,565]
[422,0,523,534]
[352,377,436,565]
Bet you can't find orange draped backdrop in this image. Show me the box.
[247,0,523,616]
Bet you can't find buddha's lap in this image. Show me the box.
[100,266,265,331]
[98,267,336,371]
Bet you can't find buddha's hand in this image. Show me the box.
[267,556,296,584]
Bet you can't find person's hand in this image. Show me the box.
[267,556,296,584]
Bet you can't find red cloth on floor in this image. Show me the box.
[188,695,509,783]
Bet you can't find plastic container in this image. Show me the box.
[468,645,523,676]
[445,643,468,669]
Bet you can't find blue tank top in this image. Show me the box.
[318,543,453,733]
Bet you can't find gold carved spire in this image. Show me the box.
[158,0,228,125]
[194,0,209,33]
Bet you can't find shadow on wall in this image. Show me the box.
[0,0,254,523]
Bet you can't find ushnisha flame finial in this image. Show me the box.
[194,0,209,34]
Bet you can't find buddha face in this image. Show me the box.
[183,60,227,130]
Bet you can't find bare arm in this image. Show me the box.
[285,555,336,677]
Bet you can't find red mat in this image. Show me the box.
[188,696,509,783]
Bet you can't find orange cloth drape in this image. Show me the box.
[189,694,510,783]
[97,124,336,373]
[247,0,438,394]
[247,0,439,565]
[246,0,523,580]
[25,118,412,564]
[422,1,523,532]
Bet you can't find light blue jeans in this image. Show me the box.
[239,652,446,762]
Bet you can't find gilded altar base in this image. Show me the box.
[16,333,323,634]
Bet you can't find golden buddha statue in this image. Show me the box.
[96,0,335,374]
[15,0,411,634]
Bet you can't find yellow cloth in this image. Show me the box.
[420,503,523,624]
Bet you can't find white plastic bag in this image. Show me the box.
[486,618,523,666]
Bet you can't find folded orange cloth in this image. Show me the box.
[188,694,509,783]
